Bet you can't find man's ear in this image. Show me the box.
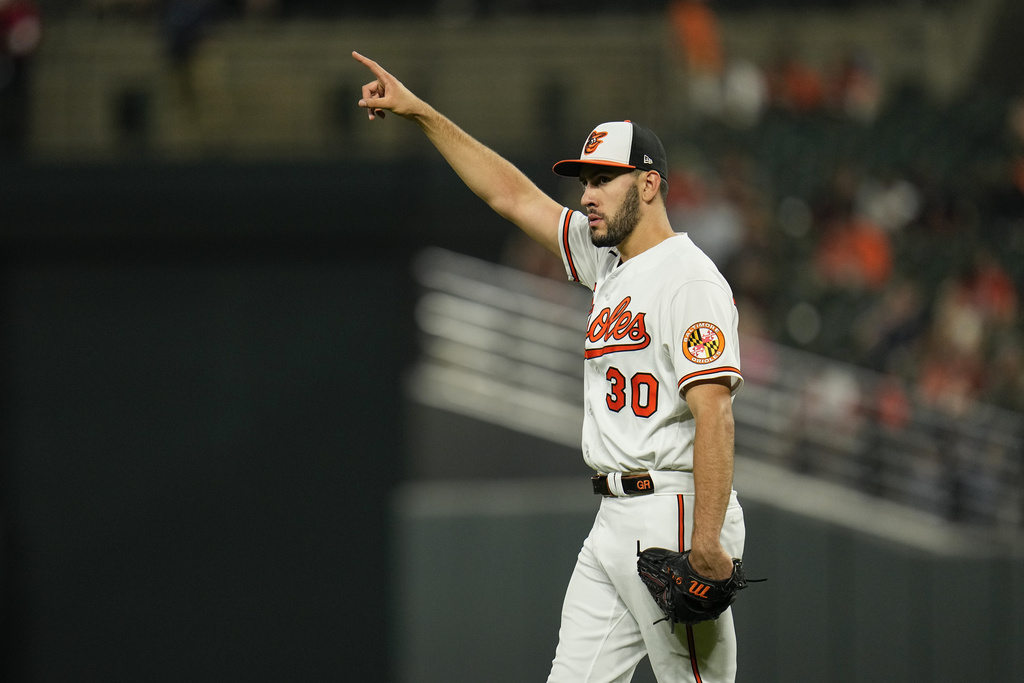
[640,170,662,203]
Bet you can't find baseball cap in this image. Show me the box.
[552,121,668,180]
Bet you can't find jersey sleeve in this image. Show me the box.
[557,207,599,289]
[668,280,744,396]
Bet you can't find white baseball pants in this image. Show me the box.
[546,485,746,683]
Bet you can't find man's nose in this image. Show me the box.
[581,184,597,208]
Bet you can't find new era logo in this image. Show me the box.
[644,154,653,164]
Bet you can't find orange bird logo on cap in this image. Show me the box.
[584,130,608,155]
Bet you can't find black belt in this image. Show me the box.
[591,472,655,497]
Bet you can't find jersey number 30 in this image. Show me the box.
[605,368,659,418]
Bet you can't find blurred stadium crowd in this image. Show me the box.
[656,0,1024,528]
[661,47,1024,525]
[671,86,1024,418]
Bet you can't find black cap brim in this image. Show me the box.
[551,158,637,178]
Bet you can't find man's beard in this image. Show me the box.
[590,184,641,248]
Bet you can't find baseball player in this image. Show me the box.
[353,51,746,682]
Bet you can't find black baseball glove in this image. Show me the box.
[636,544,754,631]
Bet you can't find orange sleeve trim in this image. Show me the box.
[677,366,741,389]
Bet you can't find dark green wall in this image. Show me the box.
[0,158,527,682]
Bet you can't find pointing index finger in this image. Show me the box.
[352,51,386,79]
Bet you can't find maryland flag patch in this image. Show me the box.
[682,322,725,364]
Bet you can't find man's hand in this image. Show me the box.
[686,542,735,582]
[352,51,423,121]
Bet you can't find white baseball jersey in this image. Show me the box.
[557,207,743,474]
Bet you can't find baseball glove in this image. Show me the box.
[636,544,753,631]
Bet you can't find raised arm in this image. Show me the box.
[352,51,564,256]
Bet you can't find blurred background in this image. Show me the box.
[1,0,1023,681]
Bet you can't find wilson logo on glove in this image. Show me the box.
[688,581,712,598]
